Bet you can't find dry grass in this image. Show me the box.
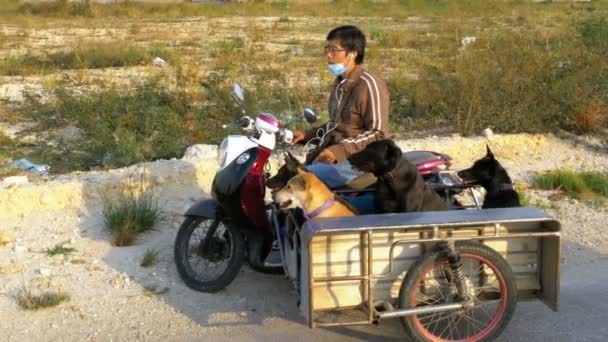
[1,0,582,20]
[575,100,607,133]
[46,243,76,257]
[16,288,70,310]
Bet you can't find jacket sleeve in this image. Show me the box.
[328,77,390,160]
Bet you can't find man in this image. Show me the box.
[292,25,390,189]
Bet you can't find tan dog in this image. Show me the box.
[273,168,356,219]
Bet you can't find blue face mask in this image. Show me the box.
[327,53,352,76]
[327,63,347,76]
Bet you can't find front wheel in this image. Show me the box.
[174,216,245,293]
[399,241,517,342]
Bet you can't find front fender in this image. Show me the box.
[184,199,221,218]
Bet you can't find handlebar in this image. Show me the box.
[222,116,253,130]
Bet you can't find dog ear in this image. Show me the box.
[289,174,307,191]
[285,151,304,171]
[385,140,403,165]
[285,150,297,161]
[485,145,495,159]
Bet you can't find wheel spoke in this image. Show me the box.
[184,219,234,281]
[407,247,512,341]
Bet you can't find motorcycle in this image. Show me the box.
[173,83,455,293]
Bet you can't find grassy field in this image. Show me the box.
[0,0,607,173]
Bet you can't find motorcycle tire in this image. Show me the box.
[174,216,245,293]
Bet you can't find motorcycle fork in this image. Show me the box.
[199,216,221,258]
[439,241,470,300]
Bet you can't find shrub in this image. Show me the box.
[102,191,163,246]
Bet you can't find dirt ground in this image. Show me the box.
[1,132,607,341]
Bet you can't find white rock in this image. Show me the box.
[461,36,477,47]
[291,47,304,56]
[1,176,28,188]
[36,268,52,277]
[152,57,167,67]
[11,245,27,254]
[482,128,494,138]
[183,144,217,160]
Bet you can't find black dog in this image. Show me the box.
[458,146,521,208]
[267,151,301,190]
[348,140,447,214]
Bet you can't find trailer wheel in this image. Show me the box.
[398,241,517,342]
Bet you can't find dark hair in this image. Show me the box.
[327,25,366,64]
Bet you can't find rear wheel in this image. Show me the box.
[174,216,245,293]
[398,241,517,342]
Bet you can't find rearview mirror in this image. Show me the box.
[303,108,317,124]
[232,83,245,103]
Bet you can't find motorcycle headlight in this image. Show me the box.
[236,152,250,165]
[218,139,228,166]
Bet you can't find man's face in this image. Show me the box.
[325,39,350,65]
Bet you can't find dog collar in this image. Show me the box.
[499,183,514,191]
[305,198,336,220]
[379,171,395,182]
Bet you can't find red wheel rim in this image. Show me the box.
[409,253,509,342]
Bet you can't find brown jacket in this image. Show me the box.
[305,64,390,162]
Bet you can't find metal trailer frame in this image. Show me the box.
[295,207,561,328]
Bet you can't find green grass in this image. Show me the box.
[143,284,169,297]
[16,288,70,310]
[533,170,608,201]
[0,42,175,76]
[140,248,159,268]
[0,0,589,20]
[11,62,325,173]
[103,191,163,246]
[46,244,77,257]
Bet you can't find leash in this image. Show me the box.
[304,198,336,220]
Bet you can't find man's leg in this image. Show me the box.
[306,160,363,189]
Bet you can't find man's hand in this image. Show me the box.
[292,130,306,144]
[313,148,337,164]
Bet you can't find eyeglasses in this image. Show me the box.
[324,45,346,54]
